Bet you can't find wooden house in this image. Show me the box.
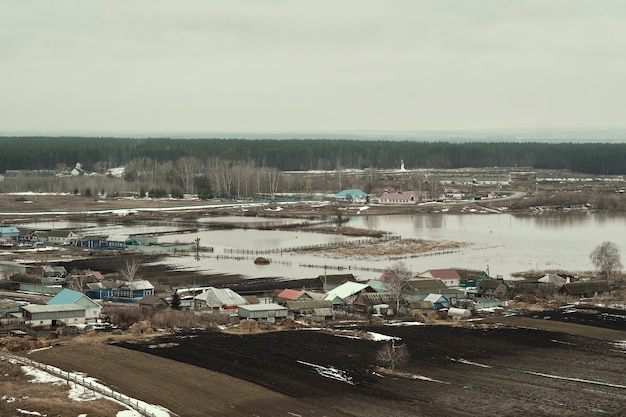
[559,281,612,297]
[353,292,395,313]
[139,295,170,310]
[313,273,356,292]
[476,279,509,297]
[285,300,334,322]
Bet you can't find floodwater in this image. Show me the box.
[18,212,626,281]
[155,211,626,281]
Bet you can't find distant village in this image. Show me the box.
[0,219,614,338]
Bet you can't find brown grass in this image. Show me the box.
[0,356,126,417]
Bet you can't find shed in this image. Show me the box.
[285,300,334,321]
[139,295,170,310]
[238,303,288,323]
[22,304,88,327]
[353,292,395,313]
[447,307,472,320]
[423,293,449,309]
[559,281,612,297]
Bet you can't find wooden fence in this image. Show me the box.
[1,353,168,417]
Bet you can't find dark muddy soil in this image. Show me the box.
[115,321,626,417]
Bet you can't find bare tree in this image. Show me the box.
[384,261,412,314]
[377,340,409,371]
[265,167,282,199]
[67,268,85,292]
[119,257,141,282]
[174,156,202,195]
[590,241,623,281]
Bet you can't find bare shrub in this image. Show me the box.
[107,307,142,330]
[377,340,409,371]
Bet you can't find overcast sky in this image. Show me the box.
[2,1,625,135]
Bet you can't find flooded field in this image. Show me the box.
[17,212,626,280]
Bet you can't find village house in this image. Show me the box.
[324,281,375,307]
[0,226,20,238]
[405,278,465,303]
[423,293,450,309]
[22,304,88,333]
[456,268,490,288]
[47,288,101,323]
[417,269,462,288]
[193,287,248,311]
[334,189,368,203]
[313,273,356,292]
[41,230,81,246]
[377,191,425,204]
[98,280,155,302]
[139,295,170,310]
[353,292,395,315]
[476,279,509,298]
[75,235,127,250]
[559,281,612,298]
[274,288,313,305]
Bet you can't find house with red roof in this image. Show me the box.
[274,288,312,305]
[417,269,462,287]
[377,191,423,205]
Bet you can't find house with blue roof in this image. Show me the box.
[0,226,20,238]
[335,189,367,203]
[47,288,101,323]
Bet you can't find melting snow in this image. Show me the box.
[524,371,626,389]
[367,331,400,342]
[550,339,575,345]
[297,361,354,385]
[410,374,450,384]
[16,361,173,416]
[612,341,626,351]
[450,358,492,368]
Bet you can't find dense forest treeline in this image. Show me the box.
[0,137,624,175]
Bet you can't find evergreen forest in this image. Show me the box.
[0,137,624,175]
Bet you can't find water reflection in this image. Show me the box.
[18,212,626,281]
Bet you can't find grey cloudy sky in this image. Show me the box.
[1,0,625,135]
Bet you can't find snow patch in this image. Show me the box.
[450,358,492,368]
[17,361,173,416]
[525,371,626,389]
[367,331,400,342]
[297,361,354,385]
[410,374,450,384]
